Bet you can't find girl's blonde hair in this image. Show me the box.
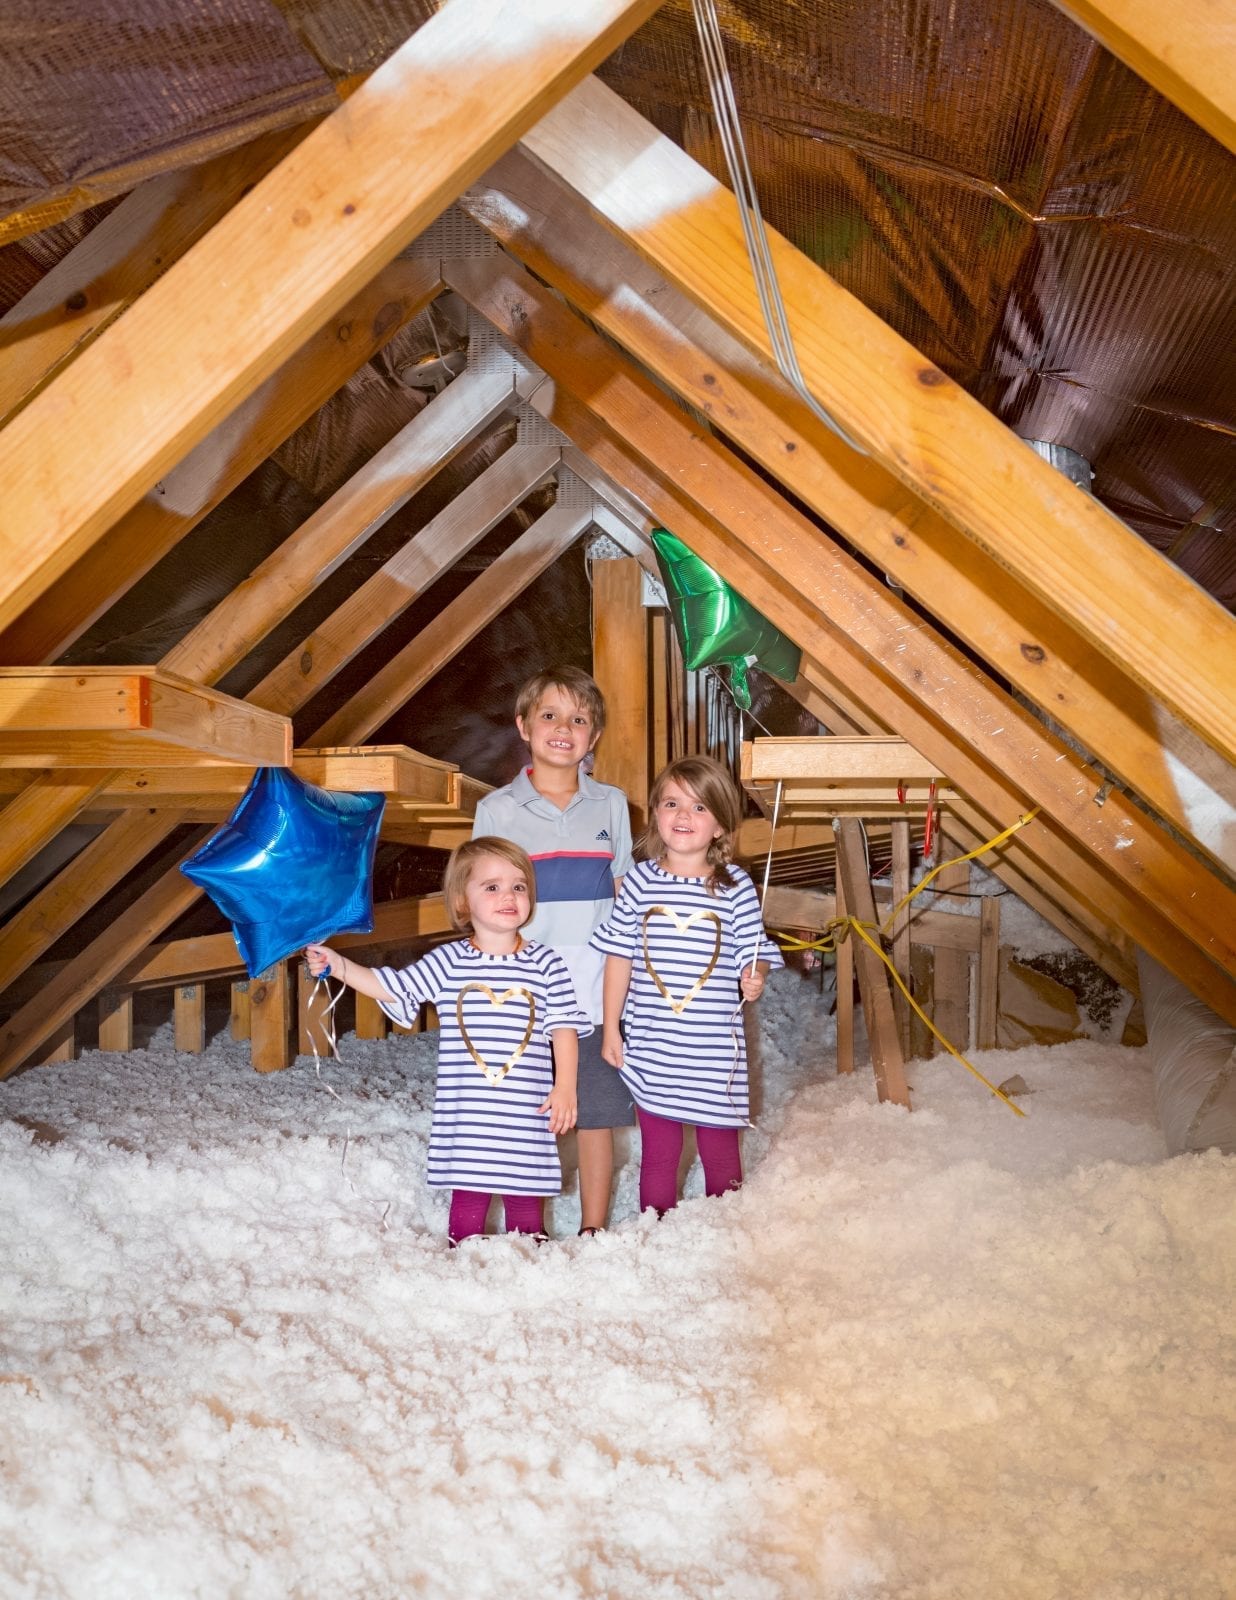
[638,755,742,893]
[443,836,537,934]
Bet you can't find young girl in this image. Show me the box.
[591,756,782,1215]
[306,837,588,1245]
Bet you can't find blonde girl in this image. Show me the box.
[307,837,589,1244]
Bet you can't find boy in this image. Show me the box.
[472,666,634,1234]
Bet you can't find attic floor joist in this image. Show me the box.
[448,252,1236,1023]
[0,0,662,635]
[0,668,291,769]
[516,76,1236,781]
[461,147,1236,876]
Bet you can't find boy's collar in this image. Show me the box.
[514,764,598,806]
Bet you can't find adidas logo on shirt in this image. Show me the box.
[596,829,610,840]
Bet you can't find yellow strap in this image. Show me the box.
[842,914,1024,1117]
[765,807,1042,1116]
[879,807,1040,937]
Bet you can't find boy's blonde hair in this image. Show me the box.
[514,665,606,738]
[639,755,743,893]
[443,836,537,935]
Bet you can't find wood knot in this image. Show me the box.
[1020,643,1047,664]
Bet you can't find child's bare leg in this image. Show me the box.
[577,1127,614,1230]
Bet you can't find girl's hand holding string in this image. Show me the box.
[306,942,340,979]
[739,967,766,1003]
[539,1082,577,1134]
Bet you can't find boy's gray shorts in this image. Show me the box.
[560,1028,635,1129]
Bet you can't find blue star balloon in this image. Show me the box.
[181,767,385,978]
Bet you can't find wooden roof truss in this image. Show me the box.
[2,0,1235,1075]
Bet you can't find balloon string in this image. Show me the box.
[310,972,393,1233]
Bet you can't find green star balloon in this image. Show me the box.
[651,528,801,709]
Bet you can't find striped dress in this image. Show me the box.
[373,940,591,1195]
[590,859,784,1129]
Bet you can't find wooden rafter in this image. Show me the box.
[310,502,592,746]
[0,125,314,427]
[0,0,663,635]
[783,658,1140,995]
[0,669,291,769]
[1047,0,1236,154]
[462,149,1236,874]
[248,441,560,716]
[515,77,1236,776]
[0,260,443,668]
[0,499,587,1073]
[446,252,1236,1023]
[0,356,514,891]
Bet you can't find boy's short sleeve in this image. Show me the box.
[471,792,498,840]
[539,948,595,1039]
[609,788,635,880]
[589,871,641,959]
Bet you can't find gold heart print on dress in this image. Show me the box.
[642,906,722,1014]
[456,983,536,1086]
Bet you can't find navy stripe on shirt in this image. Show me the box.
[530,850,616,904]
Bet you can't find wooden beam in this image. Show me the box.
[230,982,252,1042]
[0,261,442,668]
[166,367,536,687]
[448,253,1236,1023]
[932,837,973,1058]
[761,882,984,955]
[250,964,293,1074]
[310,503,592,747]
[1047,0,1236,154]
[737,819,835,859]
[891,819,913,1058]
[0,362,505,944]
[517,78,1236,774]
[0,126,312,427]
[744,738,943,782]
[0,835,209,1079]
[464,145,1236,873]
[0,0,663,634]
[174,984,207,1054]
[97,989,134,1053]
[0,669,291,769]
[835,868,854,1076]
[977,898,1001,1052]
[591,559,650,830]
[834,820,911,1108]
[248,441,560,715]
[0,745,459,807]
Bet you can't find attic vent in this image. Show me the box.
[1023,439,1094,495]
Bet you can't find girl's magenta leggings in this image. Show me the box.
[448,1190,544,1244]
[636,1105,743,1214]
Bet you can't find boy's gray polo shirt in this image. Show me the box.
[473,768,633,1021]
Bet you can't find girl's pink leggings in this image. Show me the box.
[636,1105,743,1214]
[448,1190,544,1244]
